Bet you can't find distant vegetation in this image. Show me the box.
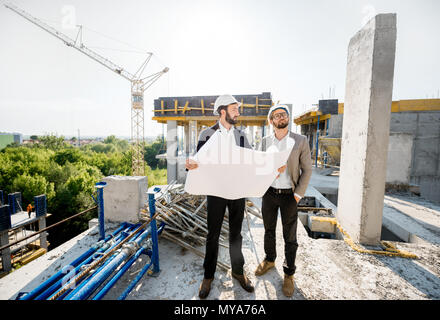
[0,134,167,249]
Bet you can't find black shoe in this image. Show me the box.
[199,278,213,299]
[232,272,254,293]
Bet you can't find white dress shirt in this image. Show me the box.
[218,120,234,137]
[268,132,302,201]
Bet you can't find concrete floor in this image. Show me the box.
[1,170,439,300]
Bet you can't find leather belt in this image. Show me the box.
[269,186,293,194]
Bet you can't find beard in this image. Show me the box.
[274,120,288,129]
[225,110,238,125]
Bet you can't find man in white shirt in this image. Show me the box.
[254,104,312,297]
[185,94,254,299]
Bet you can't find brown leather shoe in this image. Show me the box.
[282,274,295,297]
[199,278,213,299]
[232,272,255,293]
[254,260,275,276]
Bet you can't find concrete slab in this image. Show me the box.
[1,188,439,300]
[383,194,440,245]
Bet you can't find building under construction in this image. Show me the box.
[1,6,439,303]
[152,92,293,184]
[295,98,440,204]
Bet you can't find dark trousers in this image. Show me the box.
[203,195,245,279]
[261,188,299,276]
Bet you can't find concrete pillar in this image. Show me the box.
[337,14,397,245]
[184,123,190,155]
[0,230,11,272]
[286,104,293,132]
[101,176,148,223]
[189,120,197,155]
[249,126,255,147]
[166,120,178,184]
[38,217,48,250]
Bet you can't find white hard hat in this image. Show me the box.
[213,94,241,115]
[267,104,290,122]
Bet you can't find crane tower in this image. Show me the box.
[5,3,169,176]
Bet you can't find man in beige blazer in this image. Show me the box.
[255,104,312,297]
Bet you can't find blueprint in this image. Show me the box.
[184,131,293,200]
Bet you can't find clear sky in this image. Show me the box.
[0,0,439,138]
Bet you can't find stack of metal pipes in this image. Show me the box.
[17,221,163,300]
[140,182,263,271]
[141,183,228,248]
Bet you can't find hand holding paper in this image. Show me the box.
[184,131,293,199]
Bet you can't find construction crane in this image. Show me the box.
[5,3,169,176]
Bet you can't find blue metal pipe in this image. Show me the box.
[62,250,122,300]
[95,181,107,240]
[91,247,147,300]
[117,261,152,300]
[117,222,165,300]
[64,226,148,300]
[43,224,137,300]
[65,221,164,300]
[66,246,133,300]
[20,222,128,300]
[91,222,165,300]
[148,193,160,273]
[38,234,130,300]
[54,225,142,301]
[21,247,96,300]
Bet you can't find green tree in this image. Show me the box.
[11,173,55,206]
[38,135,67,150]
[53,148,84,166]
[144,138,166,169]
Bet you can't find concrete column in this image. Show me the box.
[166,120,178,184]
[0,231,11,272]
[249,126,255,147]
[286,104,293,132]
[189,120,197,155]
[38,217,48,250]
[337,14,397,245]
[184,123,190,155]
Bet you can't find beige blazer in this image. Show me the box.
[262,131,313,198]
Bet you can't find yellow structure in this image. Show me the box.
[294,98,440,168]
[294,98,440,126]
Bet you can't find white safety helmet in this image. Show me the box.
[267,104,290,122]
[213,94,241,116]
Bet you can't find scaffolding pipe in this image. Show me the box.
[315,115,320,167]
[148,192,160,273]
[18,222,128,300]
[92,223,164,300]
[61,248,124,300]
[38,224,137,300]
[95,181,107,240]
[65,219,159,300]
[48,213,159,300]
[92,248,149,300]
[56,225,140,300]
[117,261,152,300]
